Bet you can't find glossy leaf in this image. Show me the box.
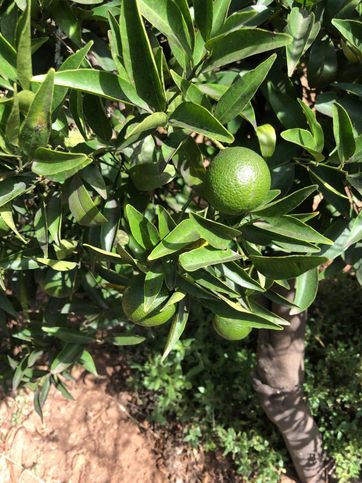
[19,68,55,156]
[148,219,200,260]
[256,124,276,158]
[250,255,328,279]
[33,69,131,103]
[68,176,108,226]
[205,28,292,70]
[162,298,189,361]
[253,185,318,217]
[170,102,234,143]
[107,334,146,346]
[32,148,92,183]
[215,54,276,124]
[194,0,213,41]
[290,268,319,314]
[16,0,32,89]
[36,259,78,271]
[179,246,241,272]
[222,262,265,292]
[0,178,28,208]
[144,265,164,311]
[286,7,314,77]
[332,19,362,54]
[332,102,356,164]
[130,163,176,191]
[42,327,94,343]
[0,203,27,243]
[50,343,84,375]
[125,204,160,250]
[0,33,17,81]
[190,213,240,249]
[157,205,176,238]
[120,0,166,111]
[211,0,231,36]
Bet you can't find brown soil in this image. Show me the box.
[0,358,297,483]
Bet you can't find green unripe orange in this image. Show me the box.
[213,315,252,341]
[17,89,35,114]
[122,276,176,327]
[204,147,271,214]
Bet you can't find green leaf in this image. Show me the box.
[144,265,164,311]
[211,0,231,36]
[286,7,315,77]
[33,69,131,103]
[194,0,213,41]
[47,194,62,245]
[79,350,98,376]
[222,262,265,292]
[0,33,17,81]
[36,259,78,271]
[157,205,176,238]
[50,0,81,46]
[148,219,200,260]
[205,28,292,70]
[83,243,128,264]
[179,246,241,272]
[190,213,240,249]
[170,70,211,109]
[125,112,168,141]
[192,268,240,298]
[308,38,337,88]
[32,148,92,183]
[138,0,193,63]
[0,177,28,208]
[120,0,166,111]
[162,298,189,361]
[5,92,20,146]
[68,175,108,226]
[19,68,55,156]
[125,204,160,250]
[332,19,362,54]
[129,163,176,191]
[83,94,112,142]
[42,327,95,344]
[0,291,18,317]
[290,268,319,314]
[332,102,356,164]
[81,165,107,200]
[107,334,146,346]
[50,343,84,375]
[298,99,324,152]
[256,124,276,158]
[16,0,32,89]
[281,128,325,162]
[252,216,333,246]
[169,102,234,143]
[0,203,27,243]
[321,211,362,259]
[250,254,328,279]
[252,185,318,217]
[214,54,276,124]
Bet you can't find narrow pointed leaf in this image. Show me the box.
[252,185,318,217]
[286,7,314,77]
[68,176,107,226]
[120,0,166,111]
[190,213,240,249]
[215,54,276,124]
[16,0,32,89]
[148,219,200,260]
[250,254,328,279]
[32,148,92,183]
[170,102,234,143]
[332,102,356,164]
[162,299,189,361]
[125,204,160,250]
[179,246,241,272]
[290,268,319,314]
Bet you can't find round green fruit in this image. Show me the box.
[204,147,271,214]
[122,276,176,327]
[213,315,252,341]
[17,90,35,114]
[39,269,77,299]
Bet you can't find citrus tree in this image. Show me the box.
[0,0,361,481]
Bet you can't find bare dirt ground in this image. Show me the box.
[0,358,297,483]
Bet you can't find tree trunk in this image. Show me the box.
[252,289,327,483]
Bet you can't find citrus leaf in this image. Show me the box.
[148,219,200,260]
[68,176,107,226]
[0,178,28,208]
[332,19,362,54]
[125,204,160,250]
[179,246,241,272]
[256,124,276,158]
[290,268,319,314]
[190,213,240,249]
[332,102,356,164]
[215,54,276,124]
[42,327,95,344]
[19,68,55,156]
[250,254,328,279]
[33,69,131,103]
[0,203,27,243]
[32,148,92,183]
[162,299,189,361]
[0,33,17,81]
[16,0,32,89]
[222,262,265,292]
[36,259,78,271]
[144,265,164,311]
[205,28,292,70]
[50,343,84,375]
[286,7,315,77]
[157,205,176,238]
[120,0,166,111]
[169,102,234,143]
[194,0,213,41]
[79,350,98,376]
[252,185,318,217]
[211,0,231,36]
[107,334,146,346]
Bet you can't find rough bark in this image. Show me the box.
[253,290,327,483]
